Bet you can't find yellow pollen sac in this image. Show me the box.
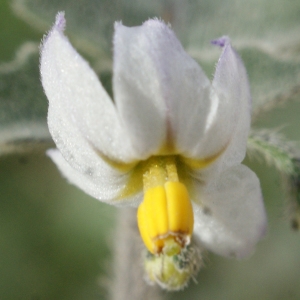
[137,157,194,255]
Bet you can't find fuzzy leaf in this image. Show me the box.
[0,42,52,155]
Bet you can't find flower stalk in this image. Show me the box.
[111,208,163,300]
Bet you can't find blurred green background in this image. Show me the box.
[1,0,300,299]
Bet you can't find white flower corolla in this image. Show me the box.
[40,12,266,261]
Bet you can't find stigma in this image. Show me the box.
[137,157,194,255]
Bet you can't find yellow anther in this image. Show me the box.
[165,181,194,237]
[137,157,194,254]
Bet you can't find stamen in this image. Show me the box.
[137,157,194,254]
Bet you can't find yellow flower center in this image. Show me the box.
[137,157,194,255]
[100,148,224,255]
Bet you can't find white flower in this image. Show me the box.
[40,12,266,260]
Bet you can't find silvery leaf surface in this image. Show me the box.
[0,42,52,155]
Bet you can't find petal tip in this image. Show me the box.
[143,18,168,29]
[40,12,66,52]
[55,11,66,32]
[211,36,230,48]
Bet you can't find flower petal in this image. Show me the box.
[213,37,252,169]
[189,37,251,164]
[192,164,267,259]
[46,94,142,205]
[113,20,211,157]
[48,149,142,206]
[40,12,136,162]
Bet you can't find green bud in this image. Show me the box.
[143,244,203,291]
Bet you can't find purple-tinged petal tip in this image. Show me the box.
[211,36,230,48]
[55,11,66,32]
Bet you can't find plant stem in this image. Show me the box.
[110,208,164,300]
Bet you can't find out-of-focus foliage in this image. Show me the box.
[0,154,115,300]
[0,43,51,155]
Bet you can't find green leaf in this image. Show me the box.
[0,42,52,155]
[0,0,41,61]
[238,48,300,112]
[247,128,297,176]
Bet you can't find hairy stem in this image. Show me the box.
[247,129,297,175]
[247,129,300,229]
[110,208,164,300]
